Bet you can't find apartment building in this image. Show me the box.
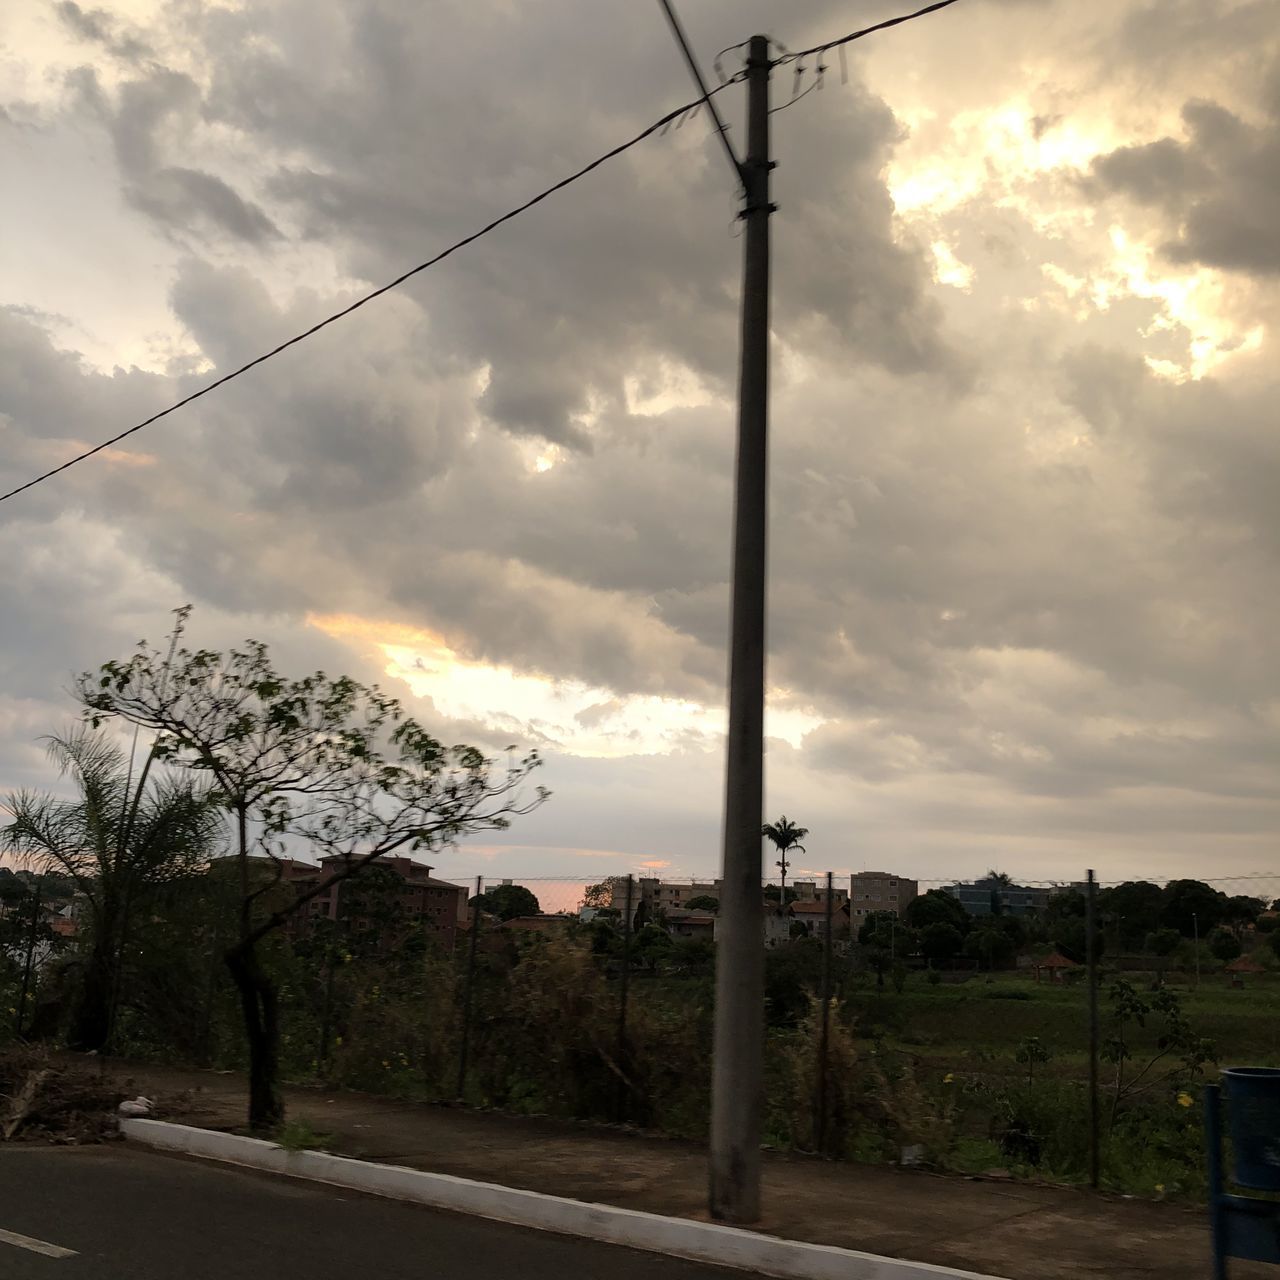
[627,878,722,913]
[216,854,468,946]
[790,879,851,906]
[945,877,1051,917]
[849,871,917,919]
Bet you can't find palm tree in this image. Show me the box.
[985,868,1012,917]
[762,816,808,912]
[3,726,223,1050]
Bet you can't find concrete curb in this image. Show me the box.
[121,1119,1008,1280]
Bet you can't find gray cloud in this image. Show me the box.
[1091,68,1280,273]
[2,0,1278,878]
[55,1,152,62]
[67,65,279,244]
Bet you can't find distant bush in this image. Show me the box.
[1209,927,1242,962]
[1145,928,1181,957]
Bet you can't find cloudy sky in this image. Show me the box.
[1,0,1277,887]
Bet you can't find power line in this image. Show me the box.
[770,72,824,116]
[656,0,742,185]
[0,1,967,507]
[773,0,963,67]
[0,78,742,506]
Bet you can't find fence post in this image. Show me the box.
[616,874,635,1122]
[198,919,222,1067]
[1204,1083,1228,1280]
[815,871,834,1154]
[1086,868,1100,1190]
[456,875,483,1100]
[15,881,42,1038]
[318,951,338,1071]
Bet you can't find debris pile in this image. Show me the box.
[0,1046,125,1143]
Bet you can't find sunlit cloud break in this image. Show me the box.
[310,614,824,759]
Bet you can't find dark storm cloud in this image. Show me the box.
[66,65,279,244]
[1090,67,1280,273]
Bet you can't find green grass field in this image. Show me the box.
[841,969,1280,1076]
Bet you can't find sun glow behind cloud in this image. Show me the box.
[310,613,824,759]
[888,98,1266,381]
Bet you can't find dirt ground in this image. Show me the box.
[97,1057,1263,1280]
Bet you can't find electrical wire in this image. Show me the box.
[770,72,823,115]
[1,1,966,505]
[772,0,963,67]
[0,74,744,506]
[711,39,749,85]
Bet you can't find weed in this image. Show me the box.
[273,1118,333,1152]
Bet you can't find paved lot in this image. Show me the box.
[0,1145,741,1280]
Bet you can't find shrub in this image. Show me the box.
[1209,927,1242,963]
[867,1054,960,1165]
[1014,1035,1053,1083]
[774,995,863,1157]
[1145,928,1181,957]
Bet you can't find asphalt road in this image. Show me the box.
[0,1145,741,1280]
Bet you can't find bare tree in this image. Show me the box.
[78,609,547,1129]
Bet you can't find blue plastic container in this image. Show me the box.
[1223,1067,1280,1191]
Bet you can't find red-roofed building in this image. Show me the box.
[1033,951,1079,983]
[788,898,851,939]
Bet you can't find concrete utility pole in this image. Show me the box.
[1086,869,1099,1190]
[709,33,772,1226]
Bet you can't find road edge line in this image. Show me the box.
[121,1118,1009,1280]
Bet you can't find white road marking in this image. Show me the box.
[0,1226,79,1259]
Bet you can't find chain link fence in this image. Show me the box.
[8,864,1279,1196]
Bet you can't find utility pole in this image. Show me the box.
[1086,869,1099,1190]
[1193,912,1200,988]
[709,32,772,1226]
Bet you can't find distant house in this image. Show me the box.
[946,877,1051,918]
[48,904,79,939]
[1225,955,1266,986]
[715,910,792,947]
[849,872,917,920]
[788,898,851,939]
[665,908,715,940]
